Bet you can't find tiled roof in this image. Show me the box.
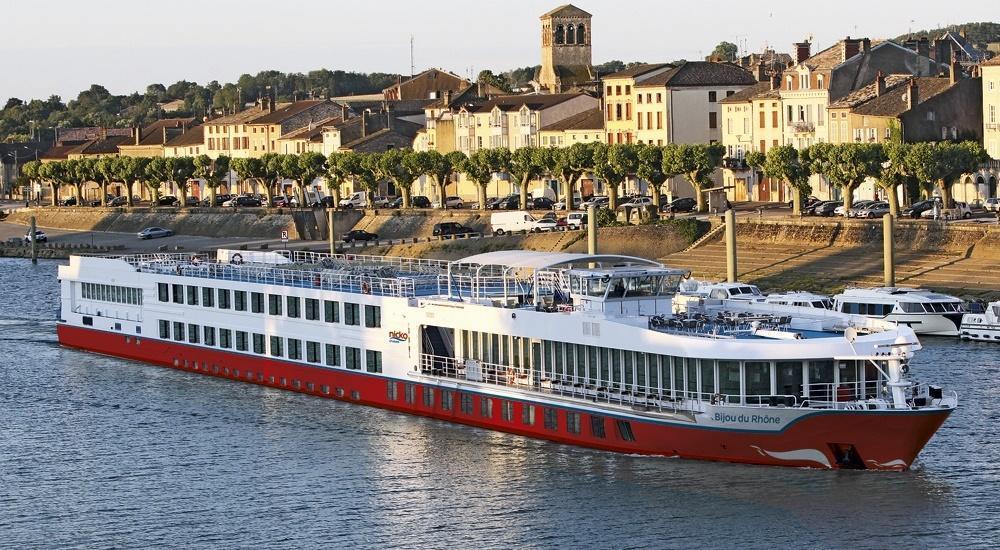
[983,56,1000,67]
[478,92,588,112]
[636,61,756,88]
[278,116,342,142]
[602,63,672,80]
[828,74,914,108]
[851,77,955,117]
[719,81,774,103]
[341,119,423,150]
[252,100,330,124]
[207,106,271,125]
[164,125,204,147]
[124,118,197,147]
[74,135,133,155]
[40,144,82,160]
[540,108,604,131]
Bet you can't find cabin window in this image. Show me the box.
[306,341,321,363]
[288,338,302,360]
[158,320,170,339]
[543,407,557,430]
[324,300,340,323]
[286,296,301,318]
[718,360,740,402]
[387,381,399,401]
[158,283,169,302]
[591,415,606,438]
[234,290,247,311]
[186,285,199,305]
[423,386,434,407]
[203,326,216,346]
[173,322,185,341]
[480,397,493,418]
[365,350,382,373]
[501,400,514,421]
[218,289,231,309]
[441,390,453,411]
[325,344,341,366]
[268,294,282,315]
[807,360,835,400]
[251,292,264,313]
[700,359,716,396]
[269,335,283,357]
[344,303,360,326]
[202,287,214,307]
[345,346,361,370]
[172,284,183,304]
[364,305,381,328]
[566,412,581,434]
[744,361,772,400]
[235,331,248,351]
[219,329,232,349]
[305,298,320,320]
[252,333,265,354]
[460,393,474,414]
[522,404,536,425]
[616,420,635,442]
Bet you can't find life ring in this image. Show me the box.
[230,253,244,265]
[361,281,372,295]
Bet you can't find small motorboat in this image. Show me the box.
[960,301,1000,342]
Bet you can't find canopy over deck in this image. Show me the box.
[453,251,661,271]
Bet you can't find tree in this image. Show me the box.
[231,157,266,201]
[38,161,67,206]
[753,145,812,216]
[295,152,327,205]
[144,157,168,202]
[637,144,669,209]
[376,149,421,208]
[111,156,146,206]
[400,150,435,208]
[808,143,884,213]
[194,154,231,207]
[423,150,465,208]
[21,160,41,203]
[462,148,511,210]
[94,156,117,206]
[325,153,349,207]
[68,158,96,206]
[663,143,725,213]
[549,142,595,209]
[903,141,987,209]
[476,70,513,94]
[508,146,551,210]
[592,143,639,210]
[259,153,284,205]
[710,41,739,62]
[339,152,379,205]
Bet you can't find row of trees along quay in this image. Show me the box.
[19,136,987,215]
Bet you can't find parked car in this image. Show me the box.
[371,196,392,208]
[984,197,1000,213]
[156,195,178,206]
[789,195,821,210]
[580,196,609,210]
[920,201,973,220]
[433,222,474,238]
[23,230,47,243]
[311,196,336,208]
[201,194,232,207]
[812,201,841,217]
[137,227,174,239]
[60,197,77,206]
[183,196,200,206]
[530,196,555,210]
[855,201,891,218]
[386,197,403,208]
[342,229,379,242]
[565,212,588,229]
[835,200,871,217]
[661,197,696,213]
[271,195,293,207]
[339,191,367,208]
[901,199,938,219]
[437,196,465,209]
[531,216,560,232]
[108,196,129,207]
[223,195,263,207]
[411,195,432,208]
[618,196,653,210]
[491,211,537,235]
[553,193,582,211]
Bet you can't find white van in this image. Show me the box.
[491,211,537,235]
[339,191,367,208]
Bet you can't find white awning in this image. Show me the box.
[453,251,660,270]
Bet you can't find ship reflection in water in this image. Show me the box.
[0,259,996,547]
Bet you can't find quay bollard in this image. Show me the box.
[587,205,597,255]
[328,208,335,256]
[725,209,737,283]
[29,216,38,264]
[883,213,895,287]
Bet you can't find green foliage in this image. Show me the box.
[662,143,725,212]
[655,217,709,243]
[594,207,624,227]
[710,41,738,62]
[895,22,1000,46]
[476,70,513,93]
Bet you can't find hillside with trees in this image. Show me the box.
[895,22,1000,46]
[0,69,401,143]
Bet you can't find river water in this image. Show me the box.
[0,258,997,549]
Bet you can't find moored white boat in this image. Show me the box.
[960,301,1000,342]
[832,287,964,337]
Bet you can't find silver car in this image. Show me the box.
[137,227,174,239]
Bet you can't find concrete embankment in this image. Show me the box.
[8,207,364,240]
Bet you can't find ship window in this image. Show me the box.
[218,289,231,309]
[305,298,320,320]
[172,284,183,304]
[364,305,381,328]
[441,390,453,411]
[718,361,740,402]
[745,361,772,399]
[80,315,93,326]
[460,393,474,414]
[268,294,282,315]
[590,415,606,438]
[252,333,265,354]
[521,403,535,425]
[700,359,715,396]
[251,292,264,313]
[566,412,581,434]
[543,407,557,430]
[350,390,359,400]
[345,346,361,370]
[158,283,169,302]
[616,420,635,442]
[324,300,340,323]
[344,303,360,326]
[173,322,185,341]
[203,326,216,346]
[286,296,301,318]
[236,331,248,351]
[234,290,247,311]
[423,386,434,407]
[159,320,170,338]
[288,338,302,360]
[269,336,283,357]
[480,397,493,418]
[325,344,340,366]
[930,303,946,313]
[321,385,330,395]
[306,341,321,363]
[202,287,214,307]
[186,285,199,305]
[387,381,399,401]
[501,400,514,421]
[840,302,860,314]
[219,329,232,349]
[365,350,382,373]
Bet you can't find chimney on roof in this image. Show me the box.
[862,38,871,55]
[361,110,368,138]
[444,89,453,105]
[771,73,781,90]
[341,103,349,120]
[906,79,919,111]
[756,61,769,82]
[162,126,168,144]
[260,96,269,112]
[950,53,962,84]
[875,71,886,96]
[917,37,930,58]
[841,37,863,61]
[794,41,811,64]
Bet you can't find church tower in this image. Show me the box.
[538,5,594,93]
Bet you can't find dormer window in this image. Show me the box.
[786,76,793,90]
[817,75,825,89]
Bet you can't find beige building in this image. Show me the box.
[118,118,197,158]
[985,56,1000,161]
[203,98,342,159]
[163,125,205,158]
[537,4,594,92]
[538,108,604,148]
[455,92,599,154]
[601,64,673,144]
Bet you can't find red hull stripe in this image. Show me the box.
[56,323,951,470]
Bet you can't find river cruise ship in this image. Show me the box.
[56,250,956,470]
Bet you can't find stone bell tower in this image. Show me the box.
[538,4,594,93]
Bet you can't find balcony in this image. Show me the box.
[789,121,815,134]
[722,157,749,171]
[986,123,1000,131]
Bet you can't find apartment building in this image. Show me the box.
[118,118,197,158]
[538,108,605,148]
[202,98,342,159]
[985,56,1000,161]
[454,92,599,154]
[382,68,470,101]
[601,64,673,144]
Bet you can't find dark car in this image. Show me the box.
[202,194,232,207]
[312,196,336,208]
[229,195,263,207]
[809,201,838,216]
[183,196,200,206]
[789,195,821,209]
[661,197,696,213]
[342,229,379,243]
[386,197,403,209]
[60,197,77,206]
[156,195,178,206]
[137,227,174,239]
[901,199,939,219]
[410,196,431,208]
[530,196,555,210]
[486,196,513,210]
[108,196,129,207]
[433,222,474,238]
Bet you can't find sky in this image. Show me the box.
[2,0,996,104]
